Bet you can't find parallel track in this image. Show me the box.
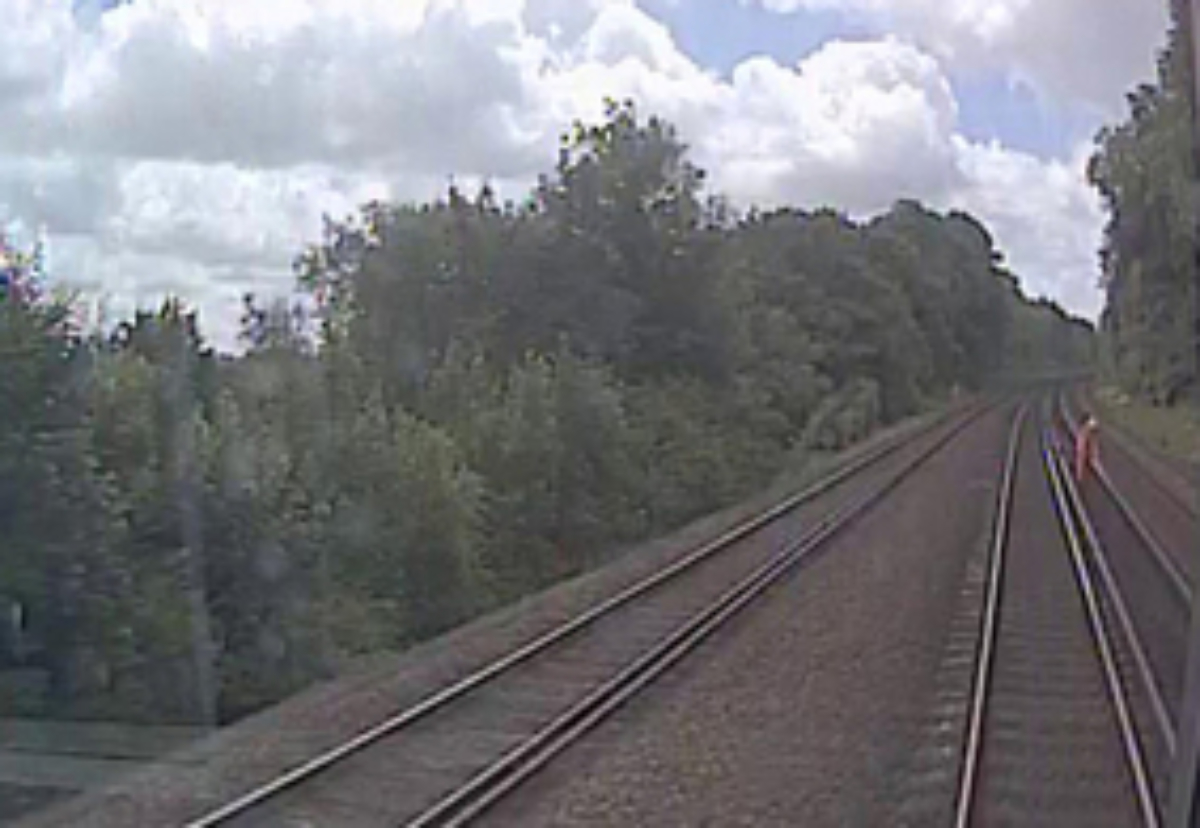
[1069,388,1198,524]
[953,402,1158,827]
[185,405,987,828]
[1057,396,1191,606]
[1053,394,1192,803]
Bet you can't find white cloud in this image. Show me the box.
[0,0,1122,348]
[747,0,1166,117]
[578,2,697,77]
[38,161,401,347]
[950,138,1105,317]
[0,156,118,235]
[703,39,963,213]
[45,0,543,174]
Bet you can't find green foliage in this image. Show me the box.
[2,104,1090,724]
[1003,295,1095,376]
[623,379,764,529]
[1090,15,1196,403]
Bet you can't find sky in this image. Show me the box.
[1,0,1170,348]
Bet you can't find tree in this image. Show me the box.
[1090,16,1196,403]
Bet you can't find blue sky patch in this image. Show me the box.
[638,0,1082,161]
[72,0,128,26]
[638,0,868,75]
[955,75,1096,159]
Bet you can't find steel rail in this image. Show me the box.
[1066,390,1198,522]
[1044,424,1161,828]
[1056,396,1192,606]
[1044,423,1177,756]
[184,402,985,828]
[951,404,1025,828]
[403,400,996,827]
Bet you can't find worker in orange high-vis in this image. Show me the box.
[1074,413,1100,484]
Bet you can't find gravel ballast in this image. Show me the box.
[476,405,1012,827]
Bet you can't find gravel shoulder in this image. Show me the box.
[476,405,1011,827]
[15,408,953,828]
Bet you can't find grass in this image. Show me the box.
[1091,384,1200,468]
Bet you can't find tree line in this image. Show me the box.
[1090,9,1196,404]
[0,101,1091,724]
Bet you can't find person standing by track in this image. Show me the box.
[1074,413,1101,484]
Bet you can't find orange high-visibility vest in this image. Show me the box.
[1075,421,1099,482]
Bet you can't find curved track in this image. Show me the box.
[182,405,985,828]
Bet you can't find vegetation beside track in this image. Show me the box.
[1091,384,1200,470]
[1090,8,1198,411]
[1,101,1088,726]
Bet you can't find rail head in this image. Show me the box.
[1043,424,1177,756]
[955,399,1162,828]
[952,403,1026,828]
[1043,424,1161,828]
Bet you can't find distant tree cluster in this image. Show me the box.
[1090,11,1196,404]
[0,101,1090,724]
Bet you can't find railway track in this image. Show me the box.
[1069,389,1199,526]
[953,401,1158,827]
[1057,394,1192,605]
[1050,394,1193,805]
[179,403,989,827]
